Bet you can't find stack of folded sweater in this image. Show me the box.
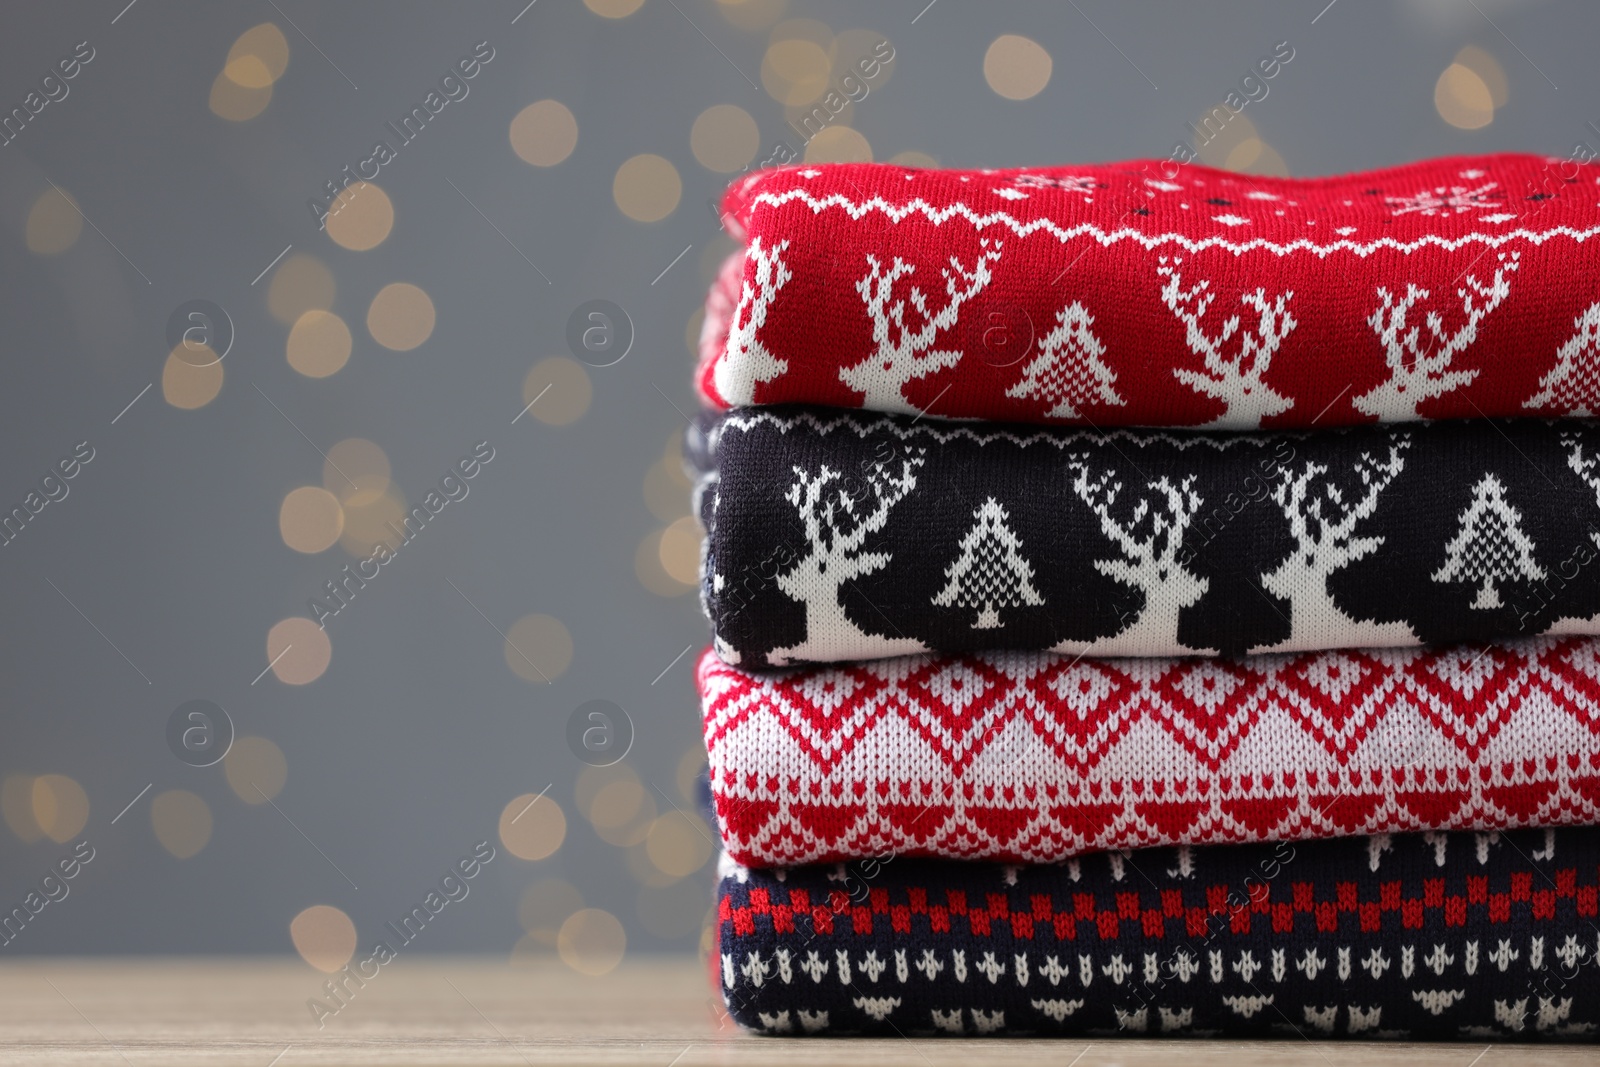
[688,153,1600,1039]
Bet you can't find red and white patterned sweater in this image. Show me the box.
[700,638,1600,867]
[698,154,1600,429]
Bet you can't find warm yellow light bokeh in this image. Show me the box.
[643,455,691,523]
[31,774,89,843]
[510,100,579,167]
[25,188,83,255]
[521,357,592,426]
[151,790,212,859]
[658,516,701,585]
[1,776,42,842]
[338,488,406,556]
[290,905,358,973]
[584,0,646,17]
[691,104,760,173]
[225,736,288,804]
[588,779,657,848]
[499,793,567,861]
[1436,62,1495,130]
[1454,45,1508,107]
[636,529,693,597]
[675,746,707,806]
[803,125,872,164]
[831,28,894,91]
[645,811,713,878]
[716,0,787,32]
[286,309,353,379]
[557,908,626,976]
[762,36,831,106]
[267,254,336,325]
[1224,138,1290,177]
[280,486,345,553]
[209,71,271,121]
[325,182,394,251]
[984,34,1052,101]
[504,614,573,683]
[226,23,290,86]
[324,439,392,503]
[613,154,682,222]
[162,346,224,409]
[266,616,332,685]
[367,283,436,351]
[518,878,584,943]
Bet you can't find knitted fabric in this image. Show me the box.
[698,638,1600,867]
[715,829,1600,1038]
[697,154,1600,429]
[694,408,1600,667]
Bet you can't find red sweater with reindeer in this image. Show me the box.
[698,154,1600,429]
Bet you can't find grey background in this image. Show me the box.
[0,0,1592,959]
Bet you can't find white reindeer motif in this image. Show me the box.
[1259,443,1416,650]
[716,238,792,405]
[768,453,929,665]
[1352,251,1519,420]
[1158,258,1297,428]
[1064,462,1209,651]
[838,244,1002,412]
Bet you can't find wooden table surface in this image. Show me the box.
[0,956,1591,1066]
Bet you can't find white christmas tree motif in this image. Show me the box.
[1352,252,1519,420]
[931,498,1045,628]
[1257,442,1418,650]
[1004,302,1125,418]
[1157,258,1297,429]
[767,453,929,665]
[1066,461,1209,649]
[715,237,793,406]
[1524,301,1600,415]
[837,243,1002,413]
[1384,181,1501,217]
[1430,473,1546,610]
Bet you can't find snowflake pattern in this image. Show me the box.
[1385,181,1504,217]
[1011,174,1099,200]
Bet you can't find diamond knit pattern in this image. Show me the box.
[699,639,1600,866]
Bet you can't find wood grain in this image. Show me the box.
[0,956,1588,1065]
